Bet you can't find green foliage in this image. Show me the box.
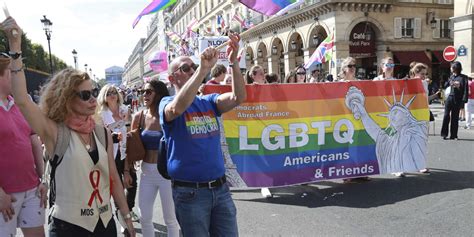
[0,31,69,74]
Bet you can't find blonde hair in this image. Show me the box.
[95,84,124,123]
[40,68,91,123]
[337,57,356,80]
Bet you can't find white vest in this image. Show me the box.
[51,131,112,232]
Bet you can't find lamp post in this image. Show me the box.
[84,64,88,73]
[89,68,93,80]
[72,49,78,69]
[40,15,53,74]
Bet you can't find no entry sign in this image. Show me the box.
[443,46,457,62]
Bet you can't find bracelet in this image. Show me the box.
[11,66,25,74]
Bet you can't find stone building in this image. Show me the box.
[452,0,473,76]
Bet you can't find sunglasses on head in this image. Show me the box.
[76,88,99,101]
[142,89,154,95]
[173,63,198,75]
[296,72,306,75]
[347,64,357,69]
[385,63,395,68]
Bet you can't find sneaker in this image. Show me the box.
[393,172,406,177]
[420,168,430,173]
[261,188,273,198]
[130,211,140,223]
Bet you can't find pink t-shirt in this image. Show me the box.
[469,80,474,99]
[0,97,39,193]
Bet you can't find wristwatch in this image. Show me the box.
[122,212,132,220]
[8,51,22,60]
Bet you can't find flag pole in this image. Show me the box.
[214,29,252,51]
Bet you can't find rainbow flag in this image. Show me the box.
[204,80,429,187]
[239,0,298,16]
[304,32,334,69]
[133,0,177,28]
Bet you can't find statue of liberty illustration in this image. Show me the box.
[345,86,427,174]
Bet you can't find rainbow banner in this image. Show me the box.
[204,80,429,188]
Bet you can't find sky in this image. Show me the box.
[4,0,154,79]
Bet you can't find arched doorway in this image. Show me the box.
[288,32,304,71]
[257,42,268,72]
[245,46,254,70]
[349,22,377,79]
[308,25,328,78]
[270,37,284,80]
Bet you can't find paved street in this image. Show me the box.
[131,103,474,237]
[19,103,473,237]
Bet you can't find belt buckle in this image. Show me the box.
[208,180,217,189]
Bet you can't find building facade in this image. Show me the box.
[452,0,473,76]
[124,0,455,86]
[105,66,124,86]
[122,38,145,87]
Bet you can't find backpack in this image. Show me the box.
[157,135,171,179]
[44,123,109,207]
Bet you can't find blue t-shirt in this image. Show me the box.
[159,94,224,182]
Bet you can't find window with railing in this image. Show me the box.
[402,18,414,38]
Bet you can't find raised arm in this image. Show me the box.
[1,17,57,153]
[216,33,247,114]
[164,48,218,122]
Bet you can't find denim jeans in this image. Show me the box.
[172,184,238,237]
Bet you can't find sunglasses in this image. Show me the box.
[296,72,306,75]
[142,89,154,95]
[106,91,118,97]
[173,63,198,75]
[0,52,11,58]
[385,63,395,68]
[347,64,357,69]
[76,88,99,101]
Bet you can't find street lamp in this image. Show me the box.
[40,15,53,74]
[312,35,320,46]
[291,40,297,50]
[258,49,262,57]
[272,45,277,55]
[89,68,92,79]
[84,64,88,73]
[72,49,78,69]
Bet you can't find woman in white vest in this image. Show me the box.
[2,17,136,236]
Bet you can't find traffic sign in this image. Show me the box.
[458,45,467,56]
[443,46,457,62]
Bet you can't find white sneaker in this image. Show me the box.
[261,188,273,198]
[393,172,406,177]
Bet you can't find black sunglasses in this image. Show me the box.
[0,52,11,58]
[142,89,154,95]
[296,72,306,75]
[173,63,198,75]
[76,88,99,101]
[347,64,357,69]
[106,91,118,96]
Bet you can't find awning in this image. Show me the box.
[432,51,451,67]
[392,51,431,66]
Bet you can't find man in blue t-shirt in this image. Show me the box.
[159,33,245,236]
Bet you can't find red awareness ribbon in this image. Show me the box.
[88,170,103,207]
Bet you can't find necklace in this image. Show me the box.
[79,133,93,151]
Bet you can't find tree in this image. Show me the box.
[0,31,69,74]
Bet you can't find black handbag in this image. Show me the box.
[157,136,171,179]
